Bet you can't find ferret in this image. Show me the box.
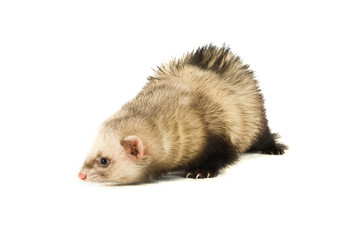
[78,44,287,185]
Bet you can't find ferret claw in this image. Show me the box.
[185,169,218,179]
[263,148,285,155]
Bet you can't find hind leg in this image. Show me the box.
[247,125,287,155]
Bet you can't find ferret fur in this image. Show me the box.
[79,44,287,184]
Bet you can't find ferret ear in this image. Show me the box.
[121,135,145,159]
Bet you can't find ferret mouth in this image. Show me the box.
[79,173,104,183]
[78,170,108,183]
[82,174,129,185]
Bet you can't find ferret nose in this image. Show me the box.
[78,172,87,180]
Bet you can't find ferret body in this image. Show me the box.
[78,45,287,184]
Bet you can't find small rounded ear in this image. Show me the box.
[121,135,145,159]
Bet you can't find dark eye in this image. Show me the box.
[100,157,110,167]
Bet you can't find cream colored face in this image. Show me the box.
[78,130,146,184]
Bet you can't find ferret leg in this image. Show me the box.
[247,125,288,155]
[185,169,219,179]
[185,134,239,179]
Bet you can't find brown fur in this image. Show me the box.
[79,44,287,185]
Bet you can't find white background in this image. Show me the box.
[1,0,360,239]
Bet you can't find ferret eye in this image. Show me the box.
[100,158,110,167]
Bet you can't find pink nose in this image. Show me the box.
[78,172,87,180]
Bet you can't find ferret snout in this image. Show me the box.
[78,172,87,181]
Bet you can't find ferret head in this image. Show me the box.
[78,128,149,185]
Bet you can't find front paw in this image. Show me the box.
[185,169,218,179]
